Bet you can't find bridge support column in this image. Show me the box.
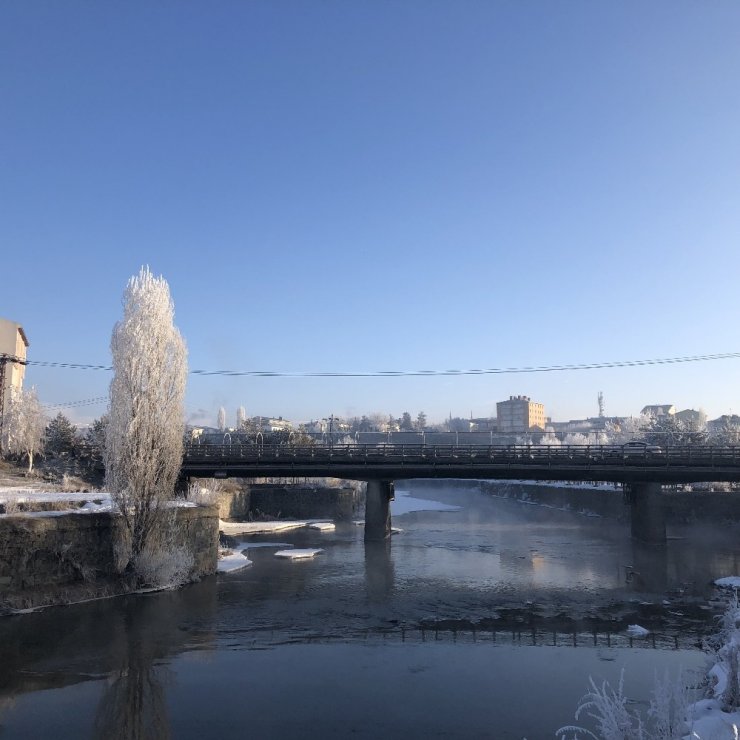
[364,480,394,541]
[628,482,666,544]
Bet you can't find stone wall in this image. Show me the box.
[0,505,218,596]
[479,480,740,524]
[217,483,360,521]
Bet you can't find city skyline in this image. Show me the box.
[3,2,740,423]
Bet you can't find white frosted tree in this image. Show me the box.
[217,406,226,432]
[236,406,246,430]
[105,267,189,581]
[2,387,46,471]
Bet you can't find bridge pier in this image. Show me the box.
[364,480,394,541]
[628,482,666,544]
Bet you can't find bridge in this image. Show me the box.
[182,443,740,544]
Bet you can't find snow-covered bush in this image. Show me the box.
[133,544,193,589]
[187,479,221,506]
[557,668,694,739]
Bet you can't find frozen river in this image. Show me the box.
[0,480,736,738]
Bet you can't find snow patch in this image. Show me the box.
[715,576,740,589]
[274,549,323,560]
[308,522,335,532]
[625,624,650,638]
[217,548,253,574]
[219,520,310,535]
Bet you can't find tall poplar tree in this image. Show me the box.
[105,267,188,574]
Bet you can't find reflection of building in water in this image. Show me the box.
[531,554,546,571]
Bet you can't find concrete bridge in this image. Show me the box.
[182,443,740,544]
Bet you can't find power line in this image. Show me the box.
[43,396,108,410]
[22,351,740,379]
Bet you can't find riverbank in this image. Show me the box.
[0,494,218,614]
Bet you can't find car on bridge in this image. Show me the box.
[622,441,663,458]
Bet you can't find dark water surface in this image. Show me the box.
[0,481,736,739]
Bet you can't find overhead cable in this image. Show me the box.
[23,351,740,379]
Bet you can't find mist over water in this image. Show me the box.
[0,480,735,738]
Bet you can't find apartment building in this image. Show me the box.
[496,395,546,433]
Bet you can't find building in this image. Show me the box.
[641,404,676,418]
[674,409,705,425]
[0,318,29,421]
[496,395,546,433]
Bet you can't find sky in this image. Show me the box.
[2,1,740,427]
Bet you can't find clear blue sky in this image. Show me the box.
[2,1,740,426]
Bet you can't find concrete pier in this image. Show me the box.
[364,480,394,541]
[629,482,666,544]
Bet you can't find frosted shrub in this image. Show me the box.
[648,669,691,739]
[2,494,21,516]
[134,544,193,589]
[558,669,695,739]
[557,670,646,740]
[187,480,220,506]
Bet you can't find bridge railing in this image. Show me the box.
[181,443,740,468]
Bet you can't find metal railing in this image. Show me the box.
[182,443,740,469]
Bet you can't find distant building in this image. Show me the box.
[469,417,496,432]
[253,416,294,433]
[708,415,740,434]
[674,409,705,425]
[641,404,676,418]
[0,318,29,420]
[496,395,546,433]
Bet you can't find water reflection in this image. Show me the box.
[364,540,395,602]
[627,542,669,593]
[93,608,171,740]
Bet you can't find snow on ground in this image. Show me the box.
[0,489,111,504]
[274,548,323,560]
[391,491,461,516]
[625,624,650,638]
[715,576,740,589]
[0,489,196,518]
[308,522,335,531]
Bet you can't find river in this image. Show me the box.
[0,480,736,739]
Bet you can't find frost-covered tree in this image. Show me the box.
[604,415,650,446]
[399,412,413,431]
[217,406,226,432]
[85,414,108,452]
[105,267,188,579]
[2,387,46,471]
[415,411,427,431]
[44,412,79,457]
[236,406,247,430]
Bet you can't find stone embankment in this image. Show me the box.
[0,505,218,612]
[217,483,360,521]
[480,480,740,524]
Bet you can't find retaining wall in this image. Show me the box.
[0,505,218,596]
[479,480,740,524]
[218,484,359,521]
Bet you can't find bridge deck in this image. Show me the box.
[181,444,740,483]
